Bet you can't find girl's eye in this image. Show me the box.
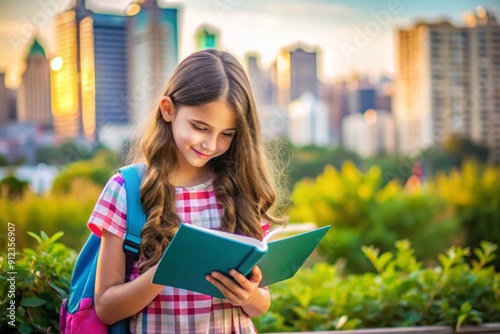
[222,132,235,138]
[192,124,207,131]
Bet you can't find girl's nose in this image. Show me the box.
[202,135,217,152]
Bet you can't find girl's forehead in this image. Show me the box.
[179,100,237,128]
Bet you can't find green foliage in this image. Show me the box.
[430,161,500,269]
[254,241,500,332]
[290,162,459,273]
[361,153,414,186]
[0,179,103,251]
[0,148,118,251]
[284,145,361,190]
[36,141,103,165]
[0,231,76,333]
[0,154,9,167]
[51,148,118,193]
[0,174,30,199]
[285,144,480,190]
[284,141,490,194]
[442,135,489,165]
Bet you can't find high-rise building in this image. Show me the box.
[7,89,17,122]
[395,7,500,162]
[275,49,290,106]
[375,76,393,113]
[17,39,52,128]
[93,13,129,129]
[288,92,329,146]
[128,0,179,125]
[342,109,395,157]
[358,89,376,114]
[52,0,128,141]
[290,47,318,101]
[319,81,346,145]
[275,45,319,106]
[51,0,91,141]
[247,53,266,104]
[0,73,9,124]
[195,25,219,50]
[345,76,376,115]
[51,0,179,142]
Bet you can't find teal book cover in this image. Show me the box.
[152,223,330,298]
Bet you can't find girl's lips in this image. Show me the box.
[192,148,211,158]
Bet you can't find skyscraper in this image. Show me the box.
[320,80,349,145]
[247,54,266,104]
[51,0,179,142]
[51,0,91,140]
[17,39,52,128]
[395,7,500,162]
[288,92,329,146]
[195,25,219,50]
[290,47,318,101]
[275,48,290,106]
[342,109,395,157]
[0,73,9,124]
[275,45,319,106]
[375,76,393,113]
[92,13,129,129]
[128,0,179,125]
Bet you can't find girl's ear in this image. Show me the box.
[160,96,175,122]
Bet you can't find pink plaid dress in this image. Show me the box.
[88,174,270,334]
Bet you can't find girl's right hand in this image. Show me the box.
[205,266,271,317]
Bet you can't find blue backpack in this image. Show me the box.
[59,164,147,334]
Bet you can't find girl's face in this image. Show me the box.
[165,99,237,174]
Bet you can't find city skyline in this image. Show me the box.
[1,0,500,88]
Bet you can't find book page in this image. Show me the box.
[262,226,286,244]
[184,224,268,250]
[183,224,286,251]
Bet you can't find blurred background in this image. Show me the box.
[1,1,500,332]
[0,0,499,272]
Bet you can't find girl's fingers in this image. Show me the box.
[229,269,252,288]
[206,273,243,302]
[206,272,242,294]
[248,266,262,283]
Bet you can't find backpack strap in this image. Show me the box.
[119,163,147,282]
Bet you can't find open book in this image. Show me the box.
[152,223,330,298]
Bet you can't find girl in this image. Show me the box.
[88,49,287,333]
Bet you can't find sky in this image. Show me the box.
[1,0,500,88]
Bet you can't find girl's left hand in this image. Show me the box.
[206,266,263,306]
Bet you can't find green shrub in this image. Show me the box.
[0,231,76,333]
[290,162,460,273]
[285,145,361,188]
[430,161,500,269]
[0,179,102,251]
[254,240,500,332]
[0,175,30,199]
[36,141,109,165]
[2,233,498,333]
[0,149,119,251]
[51,148,118,193]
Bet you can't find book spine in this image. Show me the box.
[237,248,267,278]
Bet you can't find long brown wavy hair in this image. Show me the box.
[127,49,287,274]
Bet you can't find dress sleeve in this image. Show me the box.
[88,173,128,240]
[261,220,270,237]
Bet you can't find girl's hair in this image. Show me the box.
[127,49,287,274]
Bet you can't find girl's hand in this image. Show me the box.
[206,266,263,307]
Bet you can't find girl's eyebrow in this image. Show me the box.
[192,119,237,131]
